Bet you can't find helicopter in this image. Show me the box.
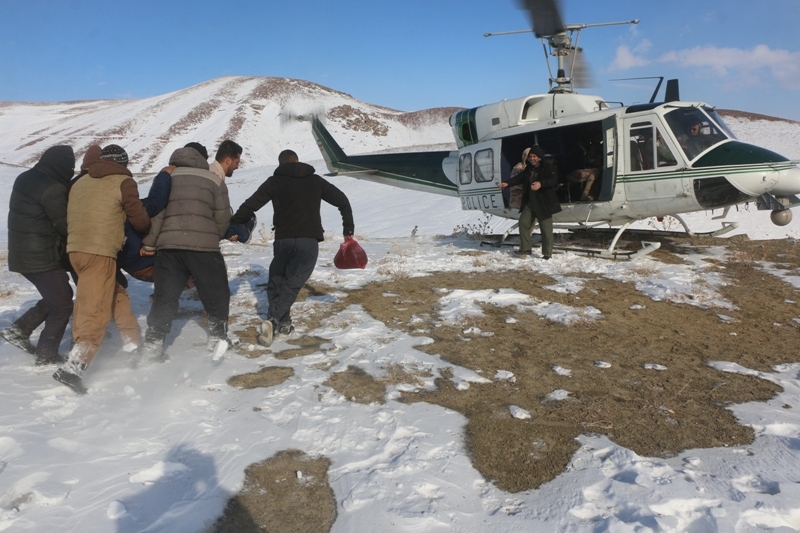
[311,0,800,258]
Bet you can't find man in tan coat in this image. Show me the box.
[53,144,150,394]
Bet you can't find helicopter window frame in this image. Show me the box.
[459,153,473,185]
[628,120,679,172]
[627,121,655,173]
[474,149,494,183]
[664,107,729,161]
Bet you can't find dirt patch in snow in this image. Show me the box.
[303,234,797,492]
[213,449,336,533]
[325,365,387,405]
[222,233,800,518]
[227,366,294,390]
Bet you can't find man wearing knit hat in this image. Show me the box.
[53,144,150,394]
[499,145,562,259]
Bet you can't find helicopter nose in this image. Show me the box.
[767,164,800,197]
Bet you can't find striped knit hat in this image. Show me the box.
[100,144,129,167]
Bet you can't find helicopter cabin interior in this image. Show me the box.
[499,120,608,207]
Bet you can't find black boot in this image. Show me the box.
[34,332,66,365]
[1,302,49,355]
[53,368,87,395]
[0,325,35,354]
[53,346,89,394]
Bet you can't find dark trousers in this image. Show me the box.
[145,249,230,342]
[19,270,74,358]
[519,193,554,257]
[267,238,319,327]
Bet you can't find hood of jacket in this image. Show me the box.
[87,160,133,179]
[519,147,531,165]
[169,147,210,170]
[275,162,315,179]
[80,145,102,171]
[33,145,75,184]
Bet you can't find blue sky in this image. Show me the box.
[1,0,799,119]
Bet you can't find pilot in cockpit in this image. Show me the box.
[678,121,705,159]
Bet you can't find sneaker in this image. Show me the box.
[53,368,88,395]
[257,320,274,346]
[276,324,295,336]
[0,325,34,354]
[210,338,229,361]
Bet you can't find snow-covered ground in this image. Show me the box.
[1,100,800,531]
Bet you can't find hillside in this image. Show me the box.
[0,76,459,172]
[2,76,799,176]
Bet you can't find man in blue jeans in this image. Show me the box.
[229,149,354,345]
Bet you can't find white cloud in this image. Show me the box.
[658,45,800,90]
[609,43,651,71]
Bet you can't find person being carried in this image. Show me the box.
[229,149,354,345]
[117,164,174,282]
[54,144,150,394]
[1,146,75,365]
[499,145,561,259]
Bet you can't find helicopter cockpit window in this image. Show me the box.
[474,149,494,183]
[664,108,729,161]
[703,107,737,140]
[630,122,678,170]
[459,153,473,185]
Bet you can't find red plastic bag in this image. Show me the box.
[334,239,368,269]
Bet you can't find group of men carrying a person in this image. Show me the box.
[2,140,354,395]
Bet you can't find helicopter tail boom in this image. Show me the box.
[311,118,459,197]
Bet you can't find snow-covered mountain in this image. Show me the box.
[0,76,459,172]
[2,76,798,176]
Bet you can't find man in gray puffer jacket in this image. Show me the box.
[2,146,75,365]
[141,146,232,361]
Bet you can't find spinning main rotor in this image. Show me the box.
[485,0,638,93]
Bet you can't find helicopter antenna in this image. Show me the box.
[485,0,638,94]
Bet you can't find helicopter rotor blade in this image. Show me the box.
[568,48,595,88]
[518,0,565,38]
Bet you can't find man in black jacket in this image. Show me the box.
[230,150,354,345]
[1,146,75,364]
[499,145,561,259]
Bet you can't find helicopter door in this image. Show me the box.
[458,140,505,214]
[624,118,684,203]
[598,115,617,201]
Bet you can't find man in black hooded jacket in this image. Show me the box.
[230,150,354,344]
[499,145,561,259]
[1,146,75,364]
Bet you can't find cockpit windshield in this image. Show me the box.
[664,107,730,161]
[703,107,737,139]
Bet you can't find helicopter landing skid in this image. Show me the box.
[480,222,523,248]
[568,220,740,239]
[554,241,661,259]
